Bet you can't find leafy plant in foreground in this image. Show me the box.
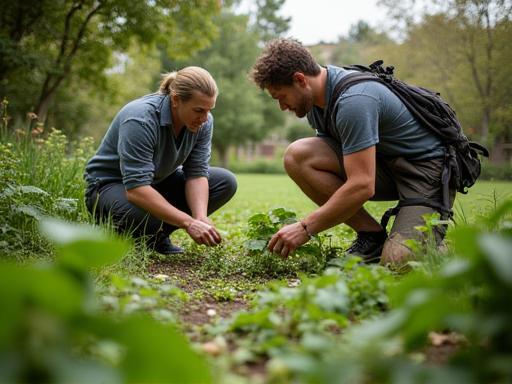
[272,199,512,383]
[208,256,391,373]
[0,219,211,383]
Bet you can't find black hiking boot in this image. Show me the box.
[154,237,184,255]
[346,230,387,263]
[149,232,184,255]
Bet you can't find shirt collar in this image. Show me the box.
[157,94,172,127]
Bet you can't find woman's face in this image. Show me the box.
[172,91,216,133]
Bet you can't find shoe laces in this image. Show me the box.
[347,233,374,253]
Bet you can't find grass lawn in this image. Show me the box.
[215,174,512,235]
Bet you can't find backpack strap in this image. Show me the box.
[469,141,489,157]
[381,150,454,231]
[324,67,456,229]
[324,72,382,132]
[380,197,452,230]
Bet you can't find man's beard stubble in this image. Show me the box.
[294,93,313,118]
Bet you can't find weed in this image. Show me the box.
[241,207,338,277]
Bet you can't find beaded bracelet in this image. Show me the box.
[300,220,313,239]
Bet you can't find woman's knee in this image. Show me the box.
[209,167,237,203]
[221,168,238,199]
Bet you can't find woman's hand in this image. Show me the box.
[185,218,222,246]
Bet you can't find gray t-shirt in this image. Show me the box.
[84,93,212,190]
[307,65,444,160]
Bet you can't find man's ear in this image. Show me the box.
[292,72,307,87]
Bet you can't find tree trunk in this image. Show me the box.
[33,0,102,123]
[34,74,63,122]
[34,86,56,123]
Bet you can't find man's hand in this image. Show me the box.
[185,218,222,246]
[268,221,310,258]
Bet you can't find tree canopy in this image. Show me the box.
[0,0,220,125]
[160,2,289,166]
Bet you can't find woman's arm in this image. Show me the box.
[126,185,220,246]
[185,176,209,221]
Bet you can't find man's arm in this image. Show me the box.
[304,145,375,233]
[126,185,220,246]
[268,146,376,257]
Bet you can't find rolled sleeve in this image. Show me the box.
[118,119,157,189]
[182,115,213,179]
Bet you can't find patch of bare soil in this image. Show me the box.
[149,255,271,380]
[148,256,252,329]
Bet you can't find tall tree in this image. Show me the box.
[0,0,219,124]
[161,1,290,166]
[380,0,512,150]
[167,11,271,166]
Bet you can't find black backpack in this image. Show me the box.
[325,60,489,222]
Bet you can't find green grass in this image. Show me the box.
[226,174,511,216]
[212,174,512,244]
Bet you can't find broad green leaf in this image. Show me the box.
[40,218,128,270]
[9,266,83,314]
[248,213,269,225]
[345,310,407,345]
[440,259,471,278]
[51,357,121,384]
[244,239,268,251]
[89,316,212,383]
[448,226,480,260]
[0,263,84,345]
[40,218,108,245]
[479,233,512,284]
[486,200,512,228]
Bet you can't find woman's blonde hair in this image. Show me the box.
[158,66,218,101]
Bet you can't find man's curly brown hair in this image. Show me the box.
[251,38,320,89]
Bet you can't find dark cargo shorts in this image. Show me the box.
[322,137,456,242]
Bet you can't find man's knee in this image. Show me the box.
[380,233,415,266]
[283,138,312,173]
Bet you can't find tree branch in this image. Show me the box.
[57,0,85,67]
[47,1,104,98]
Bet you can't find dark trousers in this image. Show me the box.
[85,167,237,241]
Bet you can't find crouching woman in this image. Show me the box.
[84,66,237,254]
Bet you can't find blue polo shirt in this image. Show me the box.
[84,93,212,190]
[307,65,445,160]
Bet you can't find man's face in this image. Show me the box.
[266,82,313,118]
